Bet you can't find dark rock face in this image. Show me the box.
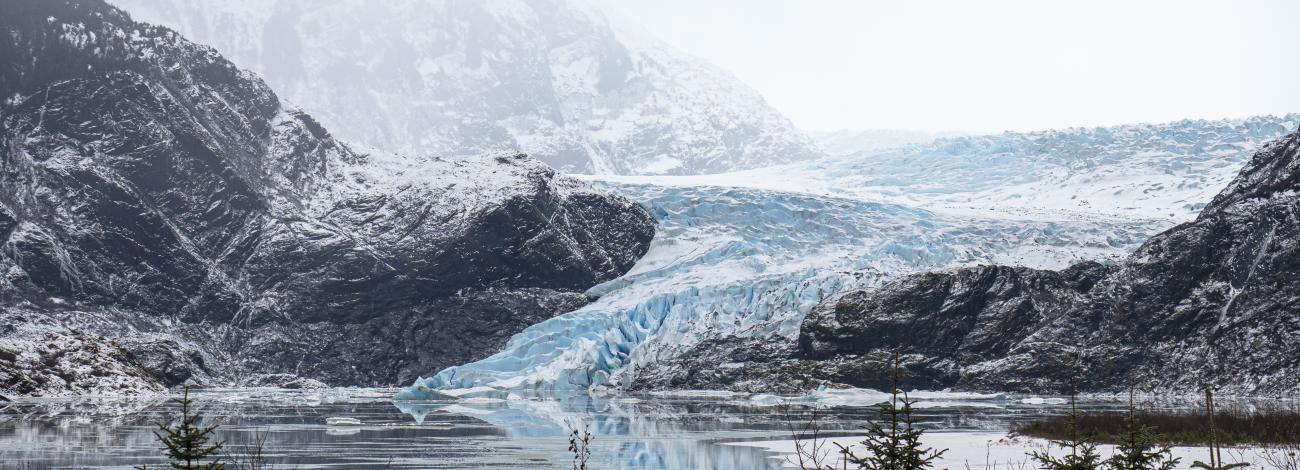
[789,130,1300,395]
[227,288,593,386]
[800,263,1112,363]
[0,0,654,395]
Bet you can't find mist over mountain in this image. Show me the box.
[109,0,823,175]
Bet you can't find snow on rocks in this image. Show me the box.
[0,325,165,397]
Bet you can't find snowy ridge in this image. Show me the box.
[110,0,822,175]
[264,107,578,252]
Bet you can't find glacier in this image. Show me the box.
[404,183,1160,395]
[401,115,1300,397]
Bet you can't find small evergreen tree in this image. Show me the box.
[1028,379,1103,470]
[1191,388,1249,470]
[1106,392,1179,470]
[137,387,225,470]
[835,354,946,470]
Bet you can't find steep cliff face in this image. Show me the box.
[0,0,654,395]
[108,0,824,175]
[791,130,1300,394]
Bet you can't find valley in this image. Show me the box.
[1,1,1297,468]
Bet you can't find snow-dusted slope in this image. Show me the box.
[404,115,1298,395]
[108,0,822,175]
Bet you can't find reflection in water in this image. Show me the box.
[0,388,1249,469]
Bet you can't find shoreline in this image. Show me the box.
[725,431,1293,470]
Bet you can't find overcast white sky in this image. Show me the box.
[599,0,1300,133]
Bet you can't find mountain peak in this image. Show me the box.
[109,0,823,175]
[1206,125,1300,214]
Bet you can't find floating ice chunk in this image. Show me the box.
[391,402,449,425]
[325,417,361,425]
[1020,397,1070,405]
[392,382,456,401]
[799,388,892,407]
[744,394,786,406]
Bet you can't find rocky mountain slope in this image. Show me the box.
[108,0,822,175]
[0,0,653,396]
[646,128,1300,395]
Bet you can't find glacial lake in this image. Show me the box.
[0,388,1288,469]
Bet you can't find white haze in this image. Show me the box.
[599,0,1300,134]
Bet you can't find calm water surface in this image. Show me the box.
[0,388,1251,469]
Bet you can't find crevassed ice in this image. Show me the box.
[599,114,1300,223]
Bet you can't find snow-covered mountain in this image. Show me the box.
[107,0,823,175]
[406,115,1299,395]
[0,0,652,395]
